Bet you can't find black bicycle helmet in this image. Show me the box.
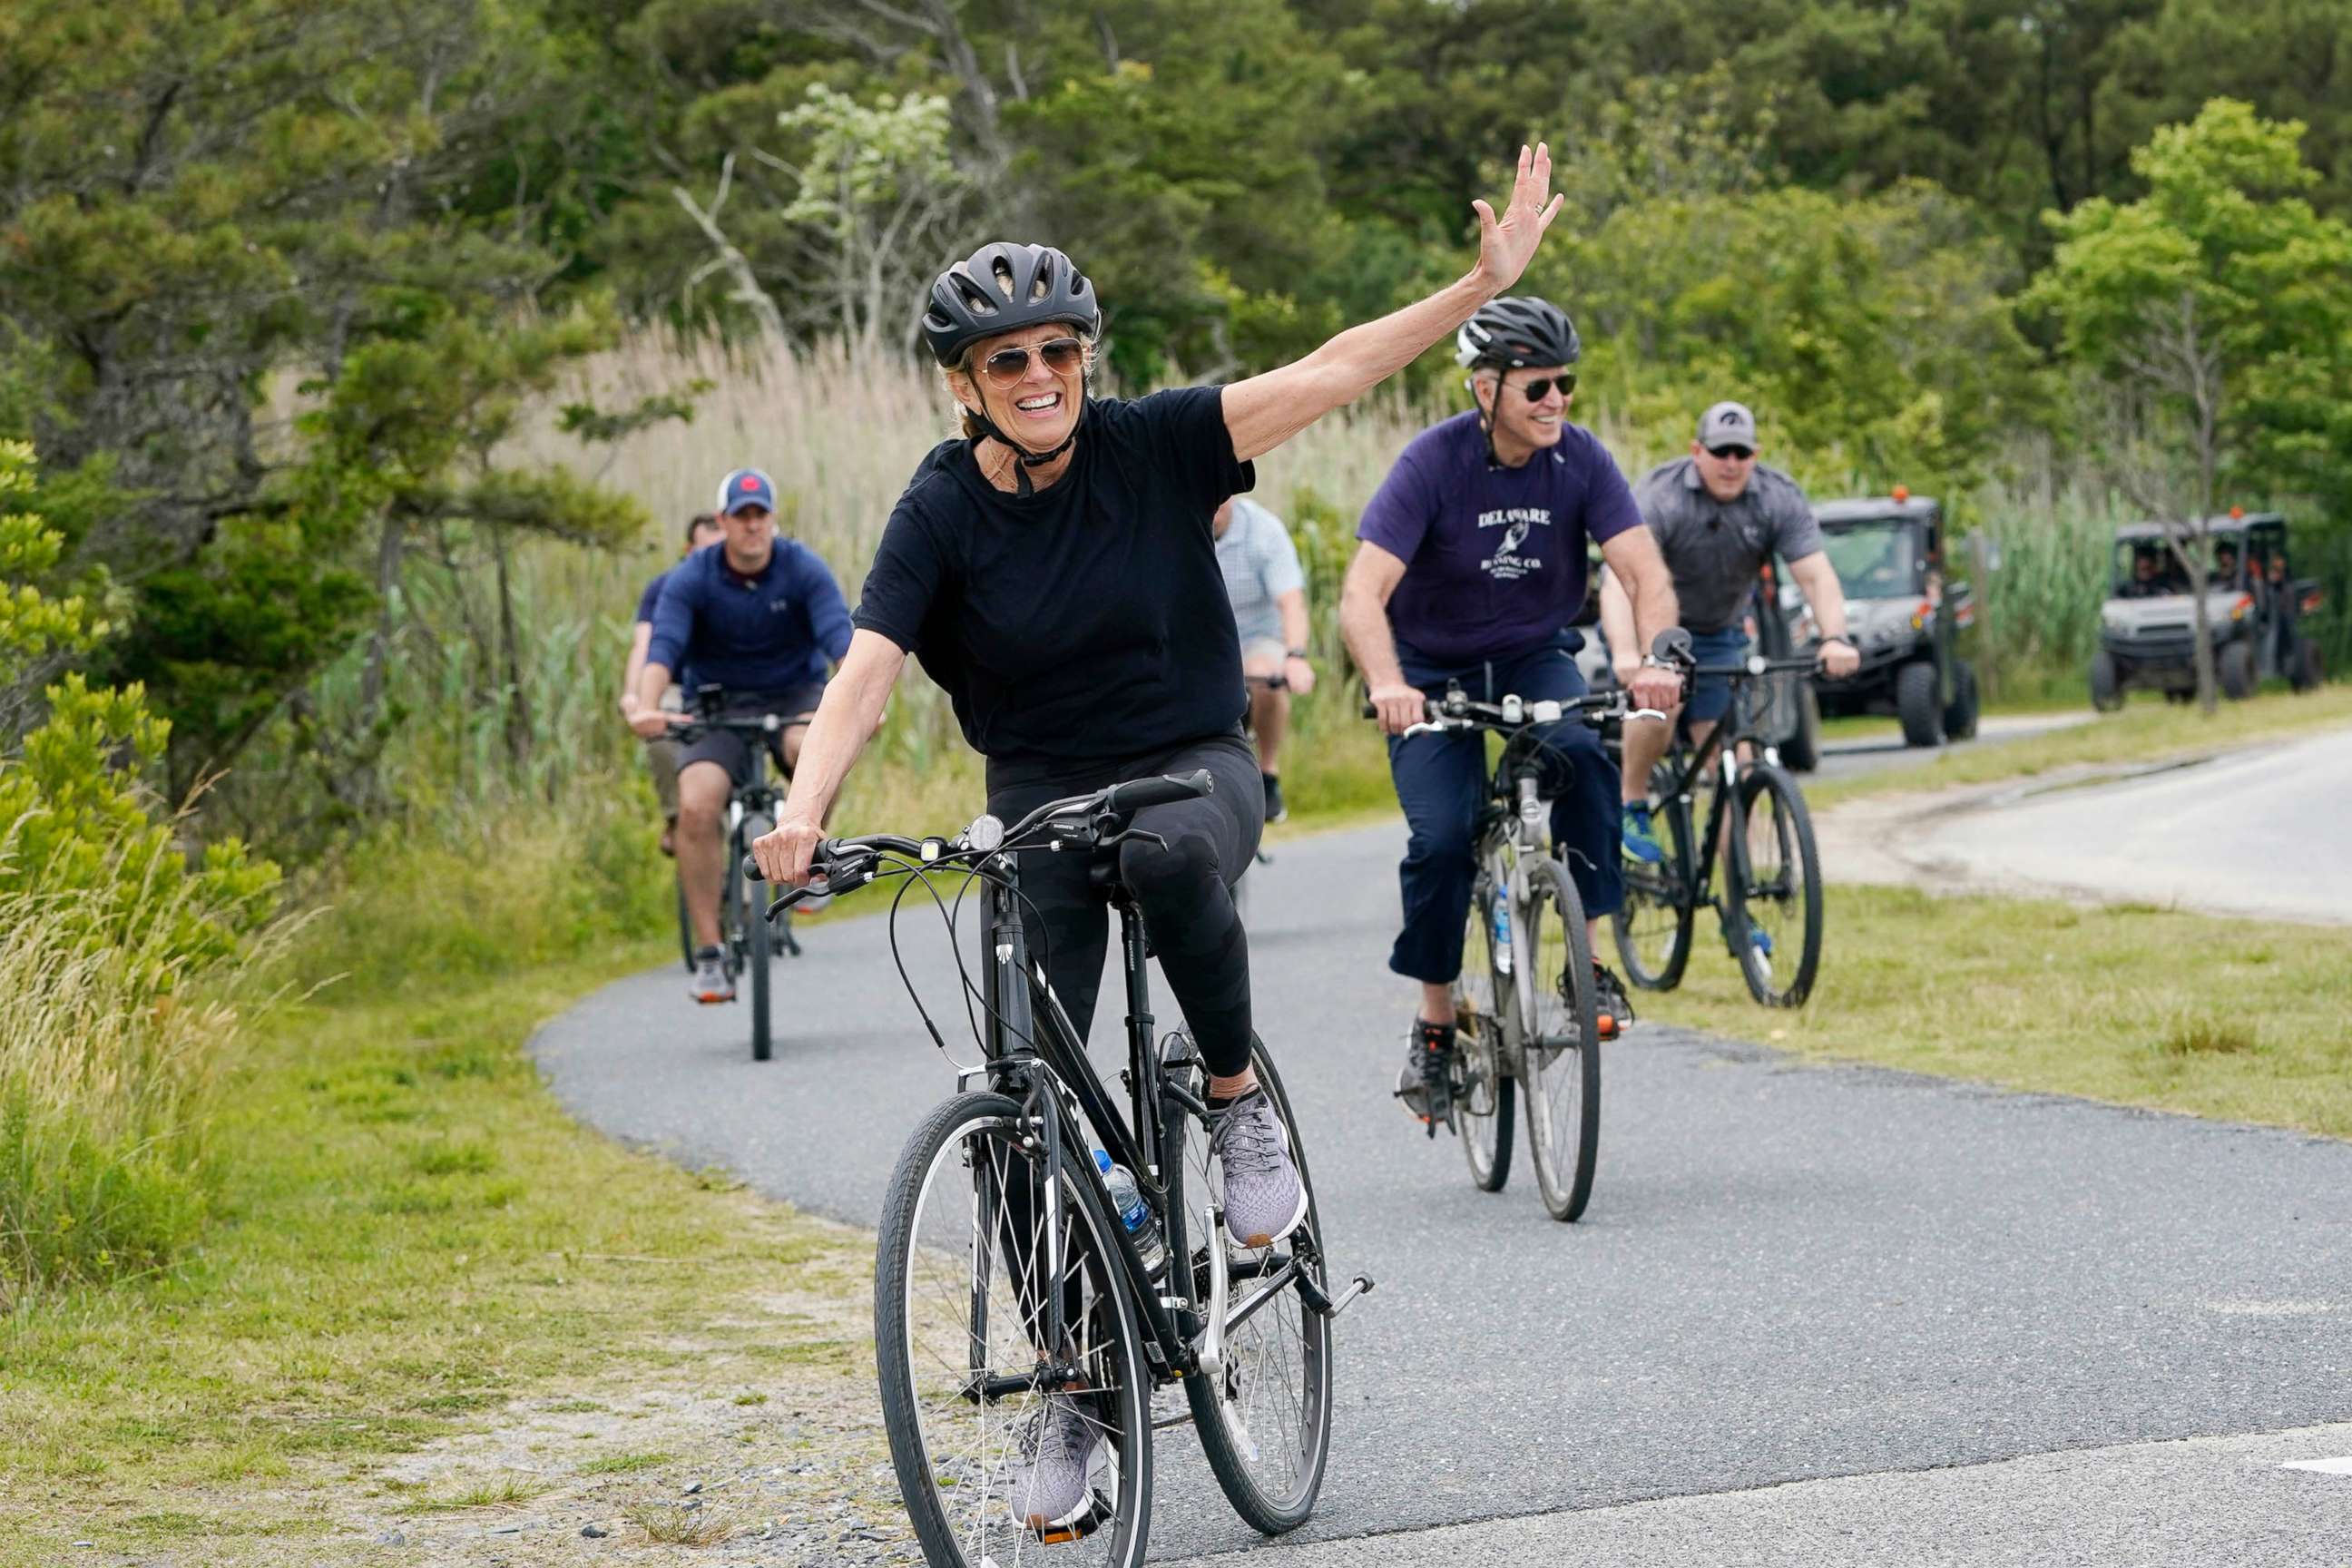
[922,242,1102,368]
[1455,296,1581,371]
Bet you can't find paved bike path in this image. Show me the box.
[533,819,2352,1561]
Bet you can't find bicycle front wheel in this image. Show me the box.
[1455,865,1514,1192]
[875,1093,1153,1568]
[1181,1040,1333,1534]
[1520,858,1601,1222]
[1729,764,1824,1007]
[1614,764,1694,992]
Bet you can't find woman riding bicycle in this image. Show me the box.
[751,141,1567,1528]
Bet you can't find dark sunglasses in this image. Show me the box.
[1707,444,1756,461]
[978,337,1086,387]
[1515,374,1576,402]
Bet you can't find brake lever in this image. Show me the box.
[1094,827,1171,856]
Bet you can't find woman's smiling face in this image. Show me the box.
[952,323,1088,451]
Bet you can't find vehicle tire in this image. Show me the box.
[2089,650,2124,713]
[1183,1038,1334,1534]
[2295,637,2324,692]
[1943,660,1980,740]
[1456,867,1515,1193]
[1896,660,1943,748]
[675,881,696,973]
[2218,640,2255,701]
[1726,765,1824,1008]
[877,1092,1152,1568]
[1613,763,1693,993]
[1780,680,1822,772]
[1519,858,1601,1222]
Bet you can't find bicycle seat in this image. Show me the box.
[1086,855,1139,906]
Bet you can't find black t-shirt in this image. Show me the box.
[853,387,1254,774]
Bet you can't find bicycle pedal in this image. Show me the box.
[1597,1013,1620,1040]
[1030,1493,1112,1544]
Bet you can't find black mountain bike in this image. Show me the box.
[1369,684,1660,1221]
[749,769,1372,1565]
[671,687,815,1062]
[1611,652,1825,1008]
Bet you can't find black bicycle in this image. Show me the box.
[749,770,1371,1564]
[671,687,814,1062]
[1611,652,1825,1008]
[1368,684,1660,1221]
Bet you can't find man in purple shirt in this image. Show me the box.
[1339,297,1681,1126]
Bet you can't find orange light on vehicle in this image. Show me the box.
[2231,593,2253,621]
[1892,485,1910,503]
[1911,600,1931,630]
[2229,505,2245,520]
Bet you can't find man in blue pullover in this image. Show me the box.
[631,468,853,1003]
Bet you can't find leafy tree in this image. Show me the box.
[0,0,667,821]
[1534,181,2043,493]
[2029,98,2352,709]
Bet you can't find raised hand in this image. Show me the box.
[1470,142,1563,296]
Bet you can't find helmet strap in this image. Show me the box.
[1470,373,1504,470]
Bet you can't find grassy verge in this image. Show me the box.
[0,941,890,1564]
[1808,682,2352,807]
[1634,884,2352,1138]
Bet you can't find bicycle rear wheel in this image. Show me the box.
[1520,858,1601,1222]
[1614,764,1694,992]
[1455,864,1514,1193]
[1728,764,1823,1007]
[1181,1040,1333,1534]
[876,1092,1152,1568]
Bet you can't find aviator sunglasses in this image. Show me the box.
[977,337,1086,387]
[1513,373,1576,402]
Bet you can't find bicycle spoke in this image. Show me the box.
[887,1111,1141,1565]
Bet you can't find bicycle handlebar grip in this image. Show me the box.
[1103,768,1213,813]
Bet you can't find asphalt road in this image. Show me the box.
[1902,724,2352,924]
[534,814,2352,1563]
[1807,709,2089,783]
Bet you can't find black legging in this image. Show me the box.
[985,733,1263,1077]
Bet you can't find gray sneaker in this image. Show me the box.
[1210,1089,1308,1249]
[689,946,733,1004]
[1006,1395,1104,1534]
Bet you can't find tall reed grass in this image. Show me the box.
[0,877,267,1302]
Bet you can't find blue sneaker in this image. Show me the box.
[1621,805,1664,866]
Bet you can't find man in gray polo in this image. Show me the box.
[1600,401,1858,866]
[1213,495,1316,822]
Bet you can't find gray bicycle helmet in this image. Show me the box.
[1455,296,1581,371]
[922,242,1102,368]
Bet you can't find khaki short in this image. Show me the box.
[643,685,685,820]
[1239,635,1289,673]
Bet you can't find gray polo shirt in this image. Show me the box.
[1632,457,1822,633]
[1214,497,1304,646]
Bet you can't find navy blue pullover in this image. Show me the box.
[647,540,851,692]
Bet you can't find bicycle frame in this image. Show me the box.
[1637,662,1798,929]
[967,854,1235,1388]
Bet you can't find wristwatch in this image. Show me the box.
[1285,647,1309,661]
[1821,632,1857,648]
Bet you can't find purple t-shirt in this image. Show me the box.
[1357,411,1642,667]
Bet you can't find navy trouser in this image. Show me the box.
[1386,632,1622,985]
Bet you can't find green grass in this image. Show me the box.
[0,941,872,1565]
[1635,884,2352,1138]
[1808,682,2352,808]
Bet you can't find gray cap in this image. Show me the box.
[1698,401,1758,451]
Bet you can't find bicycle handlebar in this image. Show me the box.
[740,768,1214,895]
